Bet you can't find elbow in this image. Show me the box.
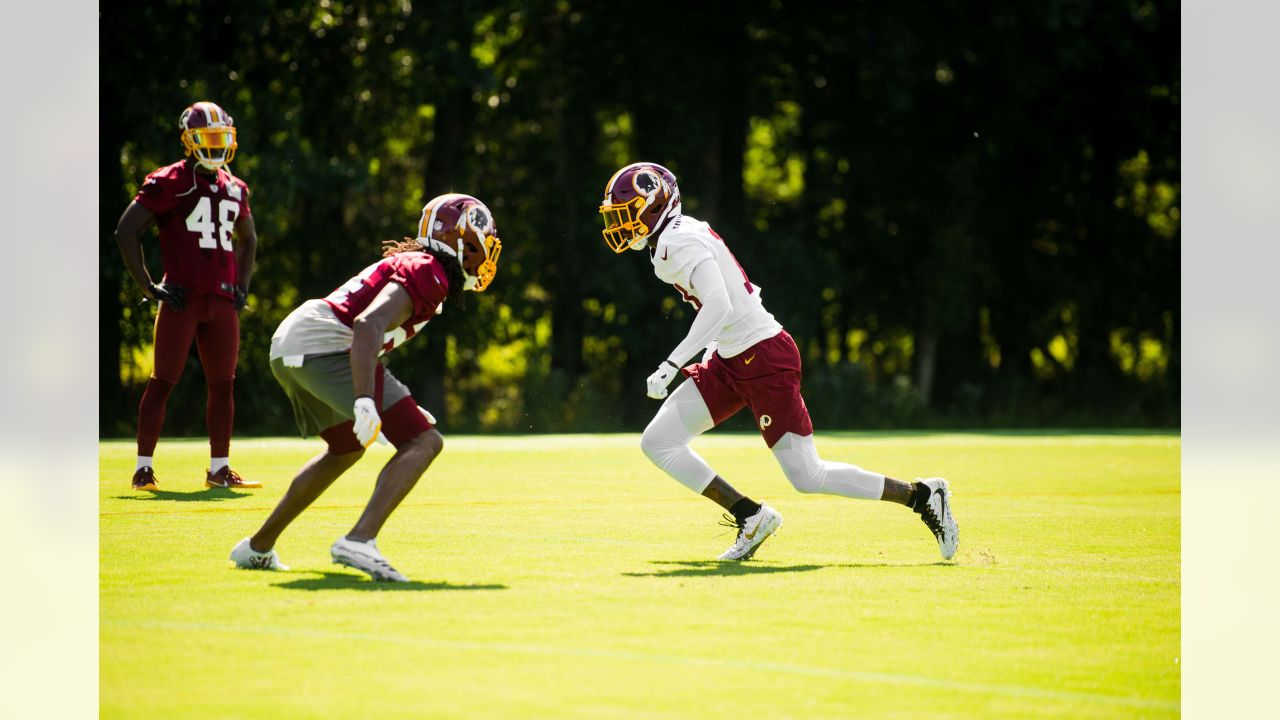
[351,316,379,345]
[710,299,733,326]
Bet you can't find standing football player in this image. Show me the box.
[599,162,959,561]
[114,101,261,491]
[229,194,501,582]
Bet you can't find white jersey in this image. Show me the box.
[650,215,782,358]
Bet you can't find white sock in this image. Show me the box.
[210,457,230,474]
[136,456,153,471]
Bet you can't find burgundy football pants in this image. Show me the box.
[136,293,239,457]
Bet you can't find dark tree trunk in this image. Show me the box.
[100,121,126,435]
[418,48,477,425]
[916,331,939,405]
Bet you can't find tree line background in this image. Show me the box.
[100,0,1179,437]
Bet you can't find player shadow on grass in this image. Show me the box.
[111,488,251,502]
[622,560,824,578]
[826,561,958,569]
[272,571,508,592]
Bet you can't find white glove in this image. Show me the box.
[701,340,719,364]
[646,360,680,400]
[353,396,382,449]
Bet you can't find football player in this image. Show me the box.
[229,194,501,581]
[114,101,261,491]
[599,162,959,561]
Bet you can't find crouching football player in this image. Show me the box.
[599,163,958,561]
[230,194,501,581]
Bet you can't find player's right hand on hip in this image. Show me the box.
[149,282,188,310]
[352,396,382,449]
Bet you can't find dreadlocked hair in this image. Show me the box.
[381,237,467,306]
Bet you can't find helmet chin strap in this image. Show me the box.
[417,237,479,290]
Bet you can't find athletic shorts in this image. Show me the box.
[681,330,813,448]
[269,352,433,454]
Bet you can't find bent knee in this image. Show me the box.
[426,428,444,456]
[778,456,824,493]
[640,424,672,464]
[406,427,444,458]
[325,446,366,467]
[639,423,658,456]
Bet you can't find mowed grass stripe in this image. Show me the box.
[104,617,1180,712]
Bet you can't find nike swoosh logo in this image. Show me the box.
[744,355,756,365]
[661,248,669,261]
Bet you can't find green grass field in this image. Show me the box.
[100,432,1180,718]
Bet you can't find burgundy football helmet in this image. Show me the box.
[599,162,681,252]
[179,101,237,170]
[416,193,502,292]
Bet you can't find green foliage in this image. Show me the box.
[100,0,1179,436]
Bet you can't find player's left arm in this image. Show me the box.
[233,211,258,307]
[646,260,733,399]
[667,260,732,367]
[348,282,415,447]
[351,283,414,397]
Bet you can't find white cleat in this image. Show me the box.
[717,504,783,561]
[330,537,408,582]
[230,537,289,571]
[913,478,959,560]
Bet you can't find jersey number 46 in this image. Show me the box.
[185,196,240,251]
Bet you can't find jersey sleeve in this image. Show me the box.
[222,172,252,217]
[652,230,713,289]
[388,254,449,317]
[133,168,179,215]
[229,176,252,217]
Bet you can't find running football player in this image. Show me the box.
[114,101,261,491]
[229,194,501,582]
[599,162,958,561]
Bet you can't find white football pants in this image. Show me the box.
[640,381,718,492]
[639,380,886,500]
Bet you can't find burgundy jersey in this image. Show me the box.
[133,159,252,298]
[324,252,450,354]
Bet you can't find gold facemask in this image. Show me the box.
[470,234,502,292]
[182,126,237,169]
[599,196,650,253]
